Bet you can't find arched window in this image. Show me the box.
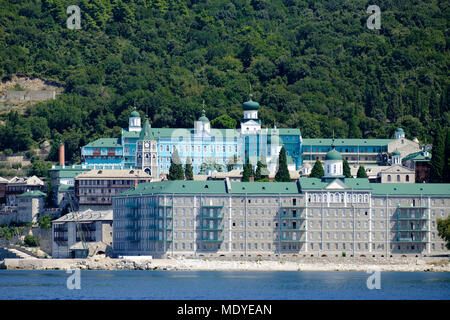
[406,175,409,182]
[387,175,391,182]
[397,175,400,182]
[358,194,362,203]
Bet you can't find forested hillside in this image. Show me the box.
[0,0,448,164]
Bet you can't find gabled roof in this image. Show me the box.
[119,180,228,196]
[402,151,432,162]
[138,118,152,140]
[75,169,151,180]
[302,138,393,147]
[54,209,113,222]
[230,182,300,194]
[83,138,122,148]
[371,183,450,196]
[8,176,44,186]
[298,178,372,190]
[17,190,46,198]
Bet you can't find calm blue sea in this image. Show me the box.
[0,270,449,300]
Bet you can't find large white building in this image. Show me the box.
[112,148,450,258]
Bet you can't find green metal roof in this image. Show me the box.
[268,128,301,136]
[298,178,372,190]
[119,180,228,196]
[17,190,47,198]
[242,98,260,111]
[124,127,241,139]
[130,110,140,117]
[230,182,300,194]
[116,179,450,197]
[83,138,122,148]
[402,151,431,162]
[396,127,404,132]
[371,183,450,196]
[302,138,393,147]
[325,148,342,160]
[138,118,152,140]
[59,170,89,178]
[58,185,74,191]
[198,115,209,122]
[392,149,401,156]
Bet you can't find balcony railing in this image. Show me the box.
[200,236,224,242]
[125,202,139,209]
[126,213,141,220]
[280,225,306,231]
[280,213,307,219]
[126,225,140,231]
[200,202,224,208]
[397,205,428,209]
[280,201,304,208]
[397,216,428,220]
[126,236,140,242]
[394,238,428,243]
[149,201,173,207]
[280,237,306,242]
[201,213,224,219]
[396,227,428,232]
[201,225,224,231]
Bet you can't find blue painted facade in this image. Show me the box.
[80,98,303,176]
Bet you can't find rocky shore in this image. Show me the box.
[1,256,449,272]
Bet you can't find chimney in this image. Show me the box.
[59,143,65,166]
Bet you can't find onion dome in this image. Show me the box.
[242,94,260,111]
[325,148,343,161]
[130,110,140,117]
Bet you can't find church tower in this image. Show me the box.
[195,107,211,133]
[240,94,261,133]
[136,117,158,178]
[323,141,344,179]
[129,109,142,132]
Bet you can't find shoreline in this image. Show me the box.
[1,256,449,272]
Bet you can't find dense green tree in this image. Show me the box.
[444,129,450,183]
[242,159,254,182]
[275,147,290,182]
[184,156,194,180]
[310,160,324,178]
[430,128,445,183]
[0,0,447,160]
[210,114,237,129]
[357,166,368,178]
[168,148,184,180]
[38,214,52,229]
[437,217,450,250]
[28,160,52,178]
[343,159,352,178]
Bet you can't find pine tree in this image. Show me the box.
[343,159,352,178]
[168,148,184,180]
[310,159,324,178]
[444,128,450,183]
[275,147,291,182]
[184,156,193,180]
[242,158,253,182]
[430,128,445,183]
[254,160,269,181]
[254,161,262,181]
[357,166,368,178]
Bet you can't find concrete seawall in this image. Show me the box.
[1,256,449,272]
